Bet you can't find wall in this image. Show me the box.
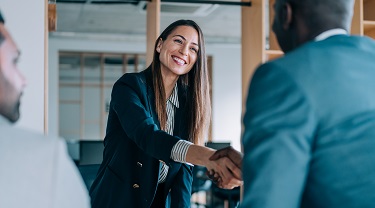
[1,0,46,133]
[49,37,242,150]
[207,44,242,151]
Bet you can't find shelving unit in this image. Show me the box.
[363,0,375,38]
[351,0,375,38]
[58,52,146,141]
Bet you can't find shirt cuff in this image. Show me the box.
[171,140,193,166]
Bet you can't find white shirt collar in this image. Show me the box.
[167,83,179,108]
[314,28,348,41]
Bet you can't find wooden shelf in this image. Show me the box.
[352,0,375,38]
[364,20,375,31]
[265,50,284,60]
[364,20,375,39]
[265,50,283,55]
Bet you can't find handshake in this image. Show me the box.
[205,146,243,189]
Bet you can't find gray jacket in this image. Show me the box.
[0,116,90,208]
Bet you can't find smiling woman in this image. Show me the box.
[152,20,209,144]
[89,19,242,208]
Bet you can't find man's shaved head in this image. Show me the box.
[287,0,354,32]
[272,0,355,52]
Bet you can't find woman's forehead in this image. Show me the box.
[169,26,199,42]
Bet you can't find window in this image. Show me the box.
[59,52,146,140]
[59,52,212,141]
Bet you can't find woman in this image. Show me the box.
[89,19,241,208]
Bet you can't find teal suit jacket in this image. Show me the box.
[242,35,375,207]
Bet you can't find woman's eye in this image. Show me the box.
[174,39,183,44]
[191,48,198,53]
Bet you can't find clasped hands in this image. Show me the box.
[205,146,243,189]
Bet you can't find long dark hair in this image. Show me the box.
[151,19,210,145]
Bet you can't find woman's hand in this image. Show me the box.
[205,156,243,189]
[185,144,243,189]
[206,146,243,188]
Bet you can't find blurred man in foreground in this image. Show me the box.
[241,0,375,207]
[0,10,90,208]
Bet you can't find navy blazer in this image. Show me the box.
[90,67,193,208]
[242,35,375,207]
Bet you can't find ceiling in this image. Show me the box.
[51,0,244,44]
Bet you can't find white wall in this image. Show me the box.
[1,0,46,133]
[207,44,242,151]
[49,37,242,150]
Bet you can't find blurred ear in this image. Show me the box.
[282,2,293,30]
[156,38,163,53]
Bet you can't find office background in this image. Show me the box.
[2,0,244,150]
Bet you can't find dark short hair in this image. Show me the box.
[289,0,354,31]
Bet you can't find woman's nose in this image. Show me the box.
[179,45,189,56]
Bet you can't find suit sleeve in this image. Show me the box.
[51,139,90,208]
[241,63,317,208]
[110,75,180,163]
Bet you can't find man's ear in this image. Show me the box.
[156,38,163,53]
[282,2,293,30]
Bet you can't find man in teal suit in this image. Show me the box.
[241,0,375,207]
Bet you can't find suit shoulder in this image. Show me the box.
[258,40,322,78]
[114,70,148,89]
[254,59,288,78]
[0,126,69,170]
[0,125,59,142]
[1,126,63,149]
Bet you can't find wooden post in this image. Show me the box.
[241,0,265,115]
[48,2,57,32]
[241,0,266,202]
[146,0,160,66]
[45,0,49,134]
[351,0,363,35]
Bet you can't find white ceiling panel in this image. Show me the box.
[53,1,242,43]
